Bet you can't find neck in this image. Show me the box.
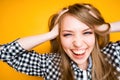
[78,61,88,70]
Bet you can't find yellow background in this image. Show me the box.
[0,0,120,80]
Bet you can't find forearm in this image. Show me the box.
[110,21,120,32]
[17,32,57,50]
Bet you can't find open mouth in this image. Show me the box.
[71,49,86,55]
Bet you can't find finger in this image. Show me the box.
[55,9,69,24]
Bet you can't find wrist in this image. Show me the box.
[49,31,58,40]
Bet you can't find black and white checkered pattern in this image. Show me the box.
[101,41,120,72]
[0,40,120,80]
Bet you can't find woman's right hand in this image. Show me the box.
[50,23,59,39]
[50,8,69,39]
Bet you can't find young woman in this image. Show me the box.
[0,3,120,80]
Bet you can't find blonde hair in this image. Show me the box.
[48,3,118,80]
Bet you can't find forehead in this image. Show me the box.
[60,15,90,30]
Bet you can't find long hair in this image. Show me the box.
[48,3,118,80]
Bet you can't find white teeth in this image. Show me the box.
[72,50,85,55]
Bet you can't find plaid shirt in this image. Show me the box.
[0,40,120,80]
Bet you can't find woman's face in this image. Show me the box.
[60,15,95,69]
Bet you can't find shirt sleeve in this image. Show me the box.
[0,40,47,77]
[101,40,120,72]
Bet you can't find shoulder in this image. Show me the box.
[101,40,120,54]
[101,41,120,72]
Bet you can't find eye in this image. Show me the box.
[83,31,93,35]
[63,33,72,37]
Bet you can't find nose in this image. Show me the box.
[73,36,84,48]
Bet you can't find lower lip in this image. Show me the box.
[73,52,85,59]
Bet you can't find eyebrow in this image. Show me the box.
[83,28,92,31]
[61,27,92,32]
[61,30,73,32]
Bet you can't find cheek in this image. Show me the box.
[86,36,95,47]
[84,35,95,48]
[60,37,72,49]
[61,39,68,48]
